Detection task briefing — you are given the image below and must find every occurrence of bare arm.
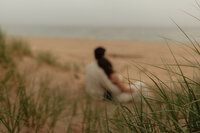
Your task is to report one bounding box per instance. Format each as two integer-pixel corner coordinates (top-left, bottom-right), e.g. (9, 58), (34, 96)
(110, 73), (133, 93)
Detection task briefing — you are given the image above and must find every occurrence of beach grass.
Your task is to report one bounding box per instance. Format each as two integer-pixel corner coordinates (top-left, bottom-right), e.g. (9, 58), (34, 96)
(0, 32), (70, 133)
(0, 31), (15, 69)
(60, 62), (80, 72)
(36, 51), (58, 66)
(73, 63), (81, 73)
(69, 19), (200, 132)
(9, 39), (32, 57)
(61, 62), (72, 71)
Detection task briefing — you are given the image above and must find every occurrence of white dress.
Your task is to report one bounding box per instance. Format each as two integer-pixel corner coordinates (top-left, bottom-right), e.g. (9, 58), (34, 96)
(85, 61), (148, 102)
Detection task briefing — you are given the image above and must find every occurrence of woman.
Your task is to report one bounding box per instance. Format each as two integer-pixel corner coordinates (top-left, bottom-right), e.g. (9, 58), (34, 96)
(94, 47), (133, 100)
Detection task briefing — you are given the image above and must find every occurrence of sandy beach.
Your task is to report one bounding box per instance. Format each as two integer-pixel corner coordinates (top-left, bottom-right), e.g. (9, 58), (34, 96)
(1, 35), (199, 132)
(18, 36), (197, 88)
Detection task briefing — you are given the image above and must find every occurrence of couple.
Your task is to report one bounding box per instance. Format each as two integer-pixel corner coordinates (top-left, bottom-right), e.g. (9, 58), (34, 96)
(85, 47), (148, 103)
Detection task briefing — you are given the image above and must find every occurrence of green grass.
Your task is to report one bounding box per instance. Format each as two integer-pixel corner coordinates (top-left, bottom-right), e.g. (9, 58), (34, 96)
(36, 51), (58, 66)
(73, 63), (81, 73)
(0, 74), (69, 133)
(61, 62), (72, 71)
(0, 30), (15, 69)
(36, 52), (81, 73)
(9, 39), (32, 57)
(68, 9), (200, 133)
(96, 18), (200, 132)
(0, 32), (70, 133)
(60, 62), (79, 72)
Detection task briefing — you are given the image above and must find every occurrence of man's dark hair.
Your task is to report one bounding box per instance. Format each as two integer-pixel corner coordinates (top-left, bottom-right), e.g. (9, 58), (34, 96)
(94, 47), (105, 59)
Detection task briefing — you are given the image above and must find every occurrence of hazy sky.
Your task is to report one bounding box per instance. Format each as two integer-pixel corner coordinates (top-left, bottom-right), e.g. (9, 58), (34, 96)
(0, 0), (199, 27)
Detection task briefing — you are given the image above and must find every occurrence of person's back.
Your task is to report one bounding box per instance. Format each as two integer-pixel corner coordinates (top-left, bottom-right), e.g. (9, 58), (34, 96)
(85, 46), (149, 103)
(85, 61), (121, 100)
(85, 61), (104, 100)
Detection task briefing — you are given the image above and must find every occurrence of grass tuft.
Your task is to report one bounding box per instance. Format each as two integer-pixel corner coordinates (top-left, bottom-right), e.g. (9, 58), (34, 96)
(9, 39), (32, 57)
(36, 51), (58, 66)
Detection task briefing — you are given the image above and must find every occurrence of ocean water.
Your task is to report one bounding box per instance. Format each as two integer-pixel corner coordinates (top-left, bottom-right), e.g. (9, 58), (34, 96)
(1, 25), (200, 42)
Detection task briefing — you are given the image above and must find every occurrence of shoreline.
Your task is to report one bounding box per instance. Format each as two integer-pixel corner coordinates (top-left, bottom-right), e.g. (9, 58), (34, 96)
(7, 34), (168, 43)
(3, 25), (199, 43)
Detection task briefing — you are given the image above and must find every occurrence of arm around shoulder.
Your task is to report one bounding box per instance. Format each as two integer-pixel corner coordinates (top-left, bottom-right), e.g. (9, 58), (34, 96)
(110, 73), (133, 93)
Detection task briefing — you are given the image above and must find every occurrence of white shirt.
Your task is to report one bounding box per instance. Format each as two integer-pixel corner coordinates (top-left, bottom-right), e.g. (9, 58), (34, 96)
(85, 61), (121, 100)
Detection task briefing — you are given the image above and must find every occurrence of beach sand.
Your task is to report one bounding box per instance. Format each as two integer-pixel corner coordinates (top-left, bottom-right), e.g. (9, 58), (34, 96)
(5, 36), (199, 132)
(18, 36), (198, 87)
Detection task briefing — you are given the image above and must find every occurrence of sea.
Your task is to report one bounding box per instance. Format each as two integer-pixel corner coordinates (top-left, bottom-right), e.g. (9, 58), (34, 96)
(1, 25), (200, 42)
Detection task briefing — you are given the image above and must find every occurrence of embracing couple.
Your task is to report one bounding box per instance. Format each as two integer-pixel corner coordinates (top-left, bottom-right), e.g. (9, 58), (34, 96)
(85, 47), (148, 103)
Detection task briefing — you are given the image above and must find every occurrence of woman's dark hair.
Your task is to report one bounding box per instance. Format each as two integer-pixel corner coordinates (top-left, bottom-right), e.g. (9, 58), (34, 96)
(94, 47), (105, 59)
(94, 47), (114, 78)
(95, 47), (114, 100)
